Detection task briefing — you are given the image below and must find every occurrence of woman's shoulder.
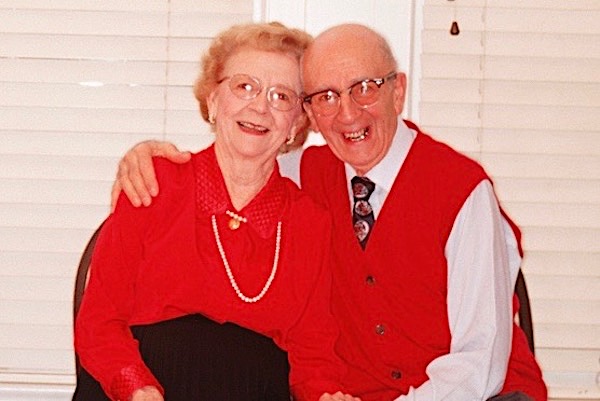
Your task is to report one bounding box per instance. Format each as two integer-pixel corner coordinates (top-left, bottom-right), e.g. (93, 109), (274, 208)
(152, 154), (194, 177)
(150, 155), (196, 203)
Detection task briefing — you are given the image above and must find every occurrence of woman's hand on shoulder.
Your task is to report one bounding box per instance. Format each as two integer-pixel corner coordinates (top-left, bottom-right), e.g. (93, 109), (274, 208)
(319, 391), (362, 401)
(110, 140), (191, 212)
(129, 385), (163, 401)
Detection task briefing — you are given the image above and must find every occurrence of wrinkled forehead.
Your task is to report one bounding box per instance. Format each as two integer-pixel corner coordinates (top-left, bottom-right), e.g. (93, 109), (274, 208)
(301, 37), (388, 92)
(225, 48), (302, 90)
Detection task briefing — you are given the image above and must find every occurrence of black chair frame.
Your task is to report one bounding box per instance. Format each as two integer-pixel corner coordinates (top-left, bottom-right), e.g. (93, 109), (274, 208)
(515, 269), (535, 354)
(73, 220), (105, 374)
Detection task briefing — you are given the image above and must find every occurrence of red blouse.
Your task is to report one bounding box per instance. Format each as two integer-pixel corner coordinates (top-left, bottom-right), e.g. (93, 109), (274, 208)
(75, 145), (345, 401)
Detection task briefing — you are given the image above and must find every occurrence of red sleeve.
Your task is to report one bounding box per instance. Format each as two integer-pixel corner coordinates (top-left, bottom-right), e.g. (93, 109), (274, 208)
(74, 158), (182, 400)
(74, 194), (163, 400)
(285, 212), (348, 400)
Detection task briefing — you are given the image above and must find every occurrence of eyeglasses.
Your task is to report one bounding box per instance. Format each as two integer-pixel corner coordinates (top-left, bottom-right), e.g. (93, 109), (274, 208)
(303, 72), (397, 116)
(217, 74), (301, 112)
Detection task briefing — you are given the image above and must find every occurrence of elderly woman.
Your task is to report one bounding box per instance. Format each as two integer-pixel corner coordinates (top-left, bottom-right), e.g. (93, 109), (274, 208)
(73, 22), (359, 401)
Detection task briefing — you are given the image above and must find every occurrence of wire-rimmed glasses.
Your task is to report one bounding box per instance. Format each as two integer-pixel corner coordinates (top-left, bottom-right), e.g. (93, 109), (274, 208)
(218, 74), (301, 112)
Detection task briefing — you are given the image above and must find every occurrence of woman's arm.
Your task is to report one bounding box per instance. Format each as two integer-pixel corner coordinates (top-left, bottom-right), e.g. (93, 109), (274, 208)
(283, 214), (353, 400)
(76, 182), (163, 400)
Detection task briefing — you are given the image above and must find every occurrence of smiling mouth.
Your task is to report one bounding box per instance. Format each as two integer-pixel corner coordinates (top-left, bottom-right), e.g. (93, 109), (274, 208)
(344, 127), (369, 142)
(238, 121), (268, 133)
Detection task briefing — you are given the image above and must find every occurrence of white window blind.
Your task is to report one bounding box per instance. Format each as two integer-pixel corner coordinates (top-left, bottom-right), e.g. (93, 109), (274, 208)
(0, 0), (253, 390)
(418, 0), (600, 398)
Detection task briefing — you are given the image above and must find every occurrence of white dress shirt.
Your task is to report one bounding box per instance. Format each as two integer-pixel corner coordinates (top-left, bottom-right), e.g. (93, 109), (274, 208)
(278, 119), (521, 400)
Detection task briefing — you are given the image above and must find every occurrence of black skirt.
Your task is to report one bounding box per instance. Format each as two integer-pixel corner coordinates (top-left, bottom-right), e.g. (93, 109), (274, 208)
(72, 314), (290, 401)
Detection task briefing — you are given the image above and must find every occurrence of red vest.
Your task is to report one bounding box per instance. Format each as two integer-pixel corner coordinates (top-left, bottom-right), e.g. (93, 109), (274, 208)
(300, 121), (547, 400)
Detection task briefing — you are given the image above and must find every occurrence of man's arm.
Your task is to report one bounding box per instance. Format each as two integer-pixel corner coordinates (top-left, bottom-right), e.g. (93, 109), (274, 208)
(110, 140), (191, 212)
(110, 142), (307, 211)
(395, 180), (517, 401)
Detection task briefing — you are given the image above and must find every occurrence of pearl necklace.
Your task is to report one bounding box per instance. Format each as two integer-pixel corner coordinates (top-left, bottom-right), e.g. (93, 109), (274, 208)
(211, 215), (281, 303)
(225, 210), (247, 230)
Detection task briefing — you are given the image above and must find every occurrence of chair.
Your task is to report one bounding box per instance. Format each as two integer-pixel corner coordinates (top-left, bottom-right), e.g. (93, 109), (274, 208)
(73, 220), (106, 374)
(515, 269), (535, 355)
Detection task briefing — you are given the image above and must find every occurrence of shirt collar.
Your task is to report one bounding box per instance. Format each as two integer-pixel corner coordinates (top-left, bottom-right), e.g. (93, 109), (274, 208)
(344, 118), (416, 193)
(194, 145), (286, 238)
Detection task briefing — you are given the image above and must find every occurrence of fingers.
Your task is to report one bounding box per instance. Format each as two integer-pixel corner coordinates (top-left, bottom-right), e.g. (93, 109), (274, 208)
(110, 180), (125, 213)
(319, 391), (362, 401)
(118, 148), (153, 207)
(137, 150), (159, 200)
(143, 141), (191, 198)
(130, 385), (163, 401)
(154, 141), (192, 164)
(136, 140), (191, 202)
(111, 140), (191, 212)
(115, 141), (159, 208)
(332, 391), (362, 401)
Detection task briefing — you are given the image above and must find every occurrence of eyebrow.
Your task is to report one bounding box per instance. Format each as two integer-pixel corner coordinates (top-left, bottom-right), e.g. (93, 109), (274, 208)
(307, 75), (380, 94)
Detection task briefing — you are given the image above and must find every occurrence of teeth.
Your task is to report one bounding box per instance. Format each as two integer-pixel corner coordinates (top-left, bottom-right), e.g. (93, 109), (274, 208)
(344, 128), (368, 142)
(239, 121), (268, 132)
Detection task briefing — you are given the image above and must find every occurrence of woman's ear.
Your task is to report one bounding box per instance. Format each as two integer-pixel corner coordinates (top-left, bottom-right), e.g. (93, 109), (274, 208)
(279, 111), (309, 153)
(207, 89), (218, 123)
(290, 111), (308, 140)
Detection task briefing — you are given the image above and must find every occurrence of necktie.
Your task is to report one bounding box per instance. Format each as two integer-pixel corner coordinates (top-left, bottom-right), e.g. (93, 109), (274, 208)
(351, 176), (375, 249)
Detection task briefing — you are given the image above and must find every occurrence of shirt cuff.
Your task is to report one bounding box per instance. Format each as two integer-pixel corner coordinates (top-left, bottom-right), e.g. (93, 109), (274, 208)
(109, 363), (163, 401)
(291, 380), (345, 401)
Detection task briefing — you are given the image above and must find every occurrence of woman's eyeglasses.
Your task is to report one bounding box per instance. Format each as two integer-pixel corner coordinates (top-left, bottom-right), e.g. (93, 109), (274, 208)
(218, 74), (301, 112)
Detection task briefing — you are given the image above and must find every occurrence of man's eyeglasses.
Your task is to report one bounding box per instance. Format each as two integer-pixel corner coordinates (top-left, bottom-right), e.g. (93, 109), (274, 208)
(303, 72), (397, 116)
(217, 74), (301, 112)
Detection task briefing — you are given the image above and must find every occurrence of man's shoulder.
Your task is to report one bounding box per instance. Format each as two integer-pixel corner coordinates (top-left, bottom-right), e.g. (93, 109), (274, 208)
(282, 175), (328, 212)
(299, 144), (339, 176)
(301, 144), (334, 160)
(298, 144), (344, 197)
(414, 131), (485, 175)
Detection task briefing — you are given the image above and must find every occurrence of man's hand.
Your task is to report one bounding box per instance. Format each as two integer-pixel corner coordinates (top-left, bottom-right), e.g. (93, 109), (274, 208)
(319, 391), (362, 401)
(129, 385), (163, 401)
(110, 140), (191, 212)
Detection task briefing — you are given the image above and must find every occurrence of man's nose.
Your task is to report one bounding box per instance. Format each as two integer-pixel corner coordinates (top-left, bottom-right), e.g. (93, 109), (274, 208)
(336, 91), (361, 121)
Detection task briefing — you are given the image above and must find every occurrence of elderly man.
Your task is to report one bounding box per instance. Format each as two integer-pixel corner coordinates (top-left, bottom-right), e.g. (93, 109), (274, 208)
(109, 24), (546, 401)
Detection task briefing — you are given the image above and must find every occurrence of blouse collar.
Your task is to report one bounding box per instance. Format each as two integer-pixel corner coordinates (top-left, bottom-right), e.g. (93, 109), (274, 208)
(193, 145), (287, 238)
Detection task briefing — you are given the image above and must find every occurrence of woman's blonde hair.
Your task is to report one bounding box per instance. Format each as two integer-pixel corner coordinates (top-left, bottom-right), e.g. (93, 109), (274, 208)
(193, 22), (313, 151)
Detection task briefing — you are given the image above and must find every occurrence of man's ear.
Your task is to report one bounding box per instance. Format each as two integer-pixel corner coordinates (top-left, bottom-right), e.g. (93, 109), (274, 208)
(393, 72), (407, 115)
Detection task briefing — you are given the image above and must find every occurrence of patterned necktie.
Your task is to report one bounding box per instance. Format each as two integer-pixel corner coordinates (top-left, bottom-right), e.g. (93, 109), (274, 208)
(351, 176), (376, 249)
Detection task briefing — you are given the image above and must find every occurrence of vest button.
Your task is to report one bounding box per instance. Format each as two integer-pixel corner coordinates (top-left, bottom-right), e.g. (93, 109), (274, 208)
(375, 324), (385, 335)
(391, 370), (402, 380)
(365, 275), (376, 286)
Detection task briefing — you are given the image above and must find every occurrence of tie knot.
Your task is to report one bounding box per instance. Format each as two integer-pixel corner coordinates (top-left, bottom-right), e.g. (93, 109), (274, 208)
(351, 176), (375, 201)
